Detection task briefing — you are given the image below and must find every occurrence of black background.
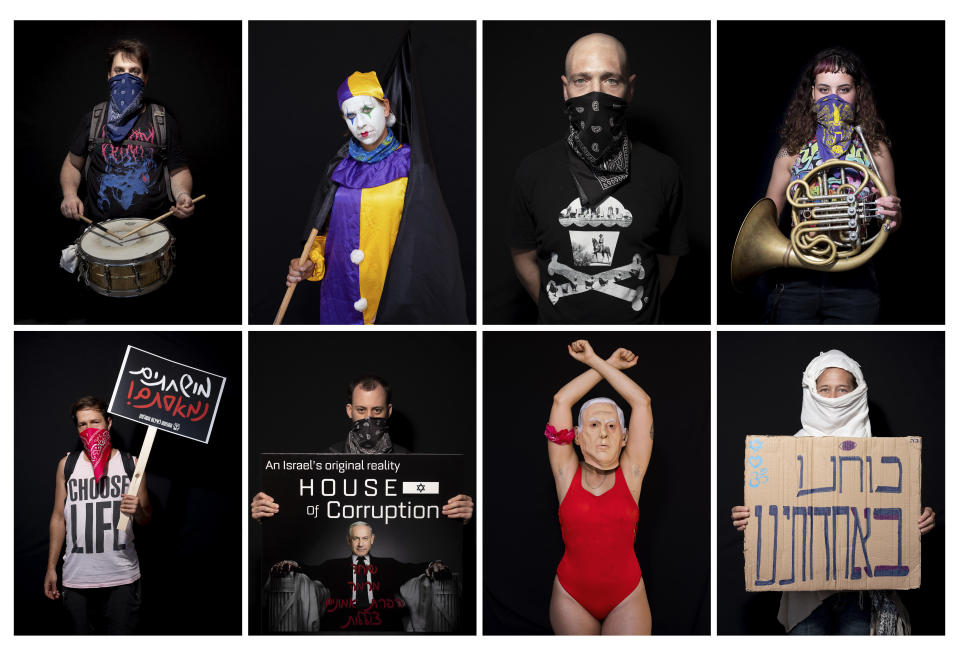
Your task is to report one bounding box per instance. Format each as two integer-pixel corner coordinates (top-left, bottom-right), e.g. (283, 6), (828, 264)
(482, 22), (710, 325)
(14, 331), (241, 635)
(248, 21), (476, 324)
(717, 332), (945, 634)
(718, 21), (945, 324)
(248, 331), (476, 634)
(13, 21), (242, 325)
(483, 331), (710, 634)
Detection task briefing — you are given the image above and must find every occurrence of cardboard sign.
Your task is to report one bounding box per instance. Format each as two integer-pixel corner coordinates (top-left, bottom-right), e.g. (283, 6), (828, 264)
(260, 453), (464, 633)
(743, 435), (921, 592)
(108, 346), (226, 443)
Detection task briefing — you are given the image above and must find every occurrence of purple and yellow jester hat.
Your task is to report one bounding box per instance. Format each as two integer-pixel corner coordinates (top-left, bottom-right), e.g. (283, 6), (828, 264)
(336, 71), (385, 109)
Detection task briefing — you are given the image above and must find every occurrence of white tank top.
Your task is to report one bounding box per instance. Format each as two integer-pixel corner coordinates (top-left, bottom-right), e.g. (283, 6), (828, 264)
(62, 450), (141, 588)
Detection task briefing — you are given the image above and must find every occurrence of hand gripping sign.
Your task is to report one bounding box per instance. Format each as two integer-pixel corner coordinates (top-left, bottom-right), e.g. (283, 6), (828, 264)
(743, 435), (921, 592)
(109, 346), (226, 530)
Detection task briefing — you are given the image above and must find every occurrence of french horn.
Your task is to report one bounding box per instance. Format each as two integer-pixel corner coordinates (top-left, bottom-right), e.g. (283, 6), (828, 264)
(731, 157), (892, 291)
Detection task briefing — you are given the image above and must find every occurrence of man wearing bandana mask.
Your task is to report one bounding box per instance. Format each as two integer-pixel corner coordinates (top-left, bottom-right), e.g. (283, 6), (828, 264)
(510, 33), (688, 324)
(730, 351), (935, 634)
(44, 396), (152, 634)
(59, 39), (195, 223)
(251, 374), (474, 522)
(759, 48), (902, 324)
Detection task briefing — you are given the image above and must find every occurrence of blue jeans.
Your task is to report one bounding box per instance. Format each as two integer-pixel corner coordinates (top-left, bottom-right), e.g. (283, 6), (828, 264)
(788, 592), (870, 635)
(763, 267), (880, 324)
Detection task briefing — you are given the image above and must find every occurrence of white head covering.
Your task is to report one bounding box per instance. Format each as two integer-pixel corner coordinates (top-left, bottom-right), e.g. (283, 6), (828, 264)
(577, 397), (626, 433)
(798, 349), (871, 437)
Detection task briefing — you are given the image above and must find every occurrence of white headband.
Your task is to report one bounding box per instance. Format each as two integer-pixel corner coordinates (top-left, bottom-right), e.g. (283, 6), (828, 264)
(577, 397), (626, 433)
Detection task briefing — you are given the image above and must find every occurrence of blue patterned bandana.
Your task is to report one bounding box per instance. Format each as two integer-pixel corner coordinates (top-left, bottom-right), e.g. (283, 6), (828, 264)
(348, 128), (402, 163)
(815, 94), (855, 162)
(107, 73), (145, 142)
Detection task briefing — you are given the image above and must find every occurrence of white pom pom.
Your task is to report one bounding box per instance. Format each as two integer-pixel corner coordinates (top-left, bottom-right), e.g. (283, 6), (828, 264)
(350, 249), (365, 265)
(386, 113), (396, 128)
(354, 298), (368, 312)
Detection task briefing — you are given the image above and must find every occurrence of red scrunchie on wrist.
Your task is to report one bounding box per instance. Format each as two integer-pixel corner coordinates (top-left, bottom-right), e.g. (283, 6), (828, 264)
(545, 424), (574, 444)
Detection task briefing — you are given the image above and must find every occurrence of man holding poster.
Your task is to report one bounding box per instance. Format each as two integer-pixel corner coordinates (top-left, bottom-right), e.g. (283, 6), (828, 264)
(730, 349), (935, 634)
(251, 375), (473, 522)
(44, 396), (151, 634)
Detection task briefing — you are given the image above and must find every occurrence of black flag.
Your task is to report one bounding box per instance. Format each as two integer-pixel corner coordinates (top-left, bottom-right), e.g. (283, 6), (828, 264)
(376, 32), (468, 324)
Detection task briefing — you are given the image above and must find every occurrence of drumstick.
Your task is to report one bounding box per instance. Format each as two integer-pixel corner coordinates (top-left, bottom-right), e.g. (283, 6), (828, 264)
(77, 214), (125, 239)
(117, 194), (207, 240)
(273, 227), (318, 325)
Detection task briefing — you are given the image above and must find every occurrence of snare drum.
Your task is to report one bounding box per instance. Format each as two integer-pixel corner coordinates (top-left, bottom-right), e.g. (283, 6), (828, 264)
(76, 218), (175, 297)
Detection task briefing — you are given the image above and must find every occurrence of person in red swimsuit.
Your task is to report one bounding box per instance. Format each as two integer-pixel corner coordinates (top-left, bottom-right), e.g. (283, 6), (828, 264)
(546, 339), (653, 634)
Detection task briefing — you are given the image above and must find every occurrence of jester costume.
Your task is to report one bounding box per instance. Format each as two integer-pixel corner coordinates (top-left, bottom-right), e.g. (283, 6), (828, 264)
(303, 60), (467, 325)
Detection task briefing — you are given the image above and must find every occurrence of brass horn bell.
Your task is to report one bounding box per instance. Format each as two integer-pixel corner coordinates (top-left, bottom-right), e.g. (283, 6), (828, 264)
(730, 159), (891, 291)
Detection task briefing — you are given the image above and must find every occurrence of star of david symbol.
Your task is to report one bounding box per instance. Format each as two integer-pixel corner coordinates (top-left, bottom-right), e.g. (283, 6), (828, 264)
(416, 483), (425, 492)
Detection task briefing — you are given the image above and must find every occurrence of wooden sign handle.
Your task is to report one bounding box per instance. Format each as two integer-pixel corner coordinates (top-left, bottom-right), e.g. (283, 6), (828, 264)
(117, 426), (157, 531)
(273, 226), (319, 325)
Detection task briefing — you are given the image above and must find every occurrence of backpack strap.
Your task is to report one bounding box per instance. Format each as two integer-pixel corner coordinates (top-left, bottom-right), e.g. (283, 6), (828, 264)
(63, 450), (81, 485)
(150, 104), (168, 158)
(63, 449), (135, 485)
(84, 101), (109, 179)
(87, 102), (170, 153)
(120, 451), (136, 479)
(150, 104), (174, 202)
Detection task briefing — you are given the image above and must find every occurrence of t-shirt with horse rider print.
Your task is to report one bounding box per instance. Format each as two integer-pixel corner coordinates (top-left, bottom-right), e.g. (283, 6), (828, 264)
(510, 139), (687, 324)
(69, 106), (188, 222)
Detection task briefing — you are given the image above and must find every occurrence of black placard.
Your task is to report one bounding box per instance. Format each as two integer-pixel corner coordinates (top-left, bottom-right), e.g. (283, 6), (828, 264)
(260, 453), (464, 633)
(108, 345), (226, 443)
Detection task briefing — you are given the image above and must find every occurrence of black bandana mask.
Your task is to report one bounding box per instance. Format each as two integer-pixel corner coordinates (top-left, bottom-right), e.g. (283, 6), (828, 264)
(346, 417), (393, 454)
(566, 92), (628, 163)
(565, 92), (631, 204)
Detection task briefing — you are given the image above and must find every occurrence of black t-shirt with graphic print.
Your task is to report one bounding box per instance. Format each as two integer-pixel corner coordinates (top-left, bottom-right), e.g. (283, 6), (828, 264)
(69, 105), (188, 221)
(510, 139), (687, 324)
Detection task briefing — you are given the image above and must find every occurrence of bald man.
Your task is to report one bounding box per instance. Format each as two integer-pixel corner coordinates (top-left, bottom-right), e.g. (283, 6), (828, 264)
(510, 33), (687, 324)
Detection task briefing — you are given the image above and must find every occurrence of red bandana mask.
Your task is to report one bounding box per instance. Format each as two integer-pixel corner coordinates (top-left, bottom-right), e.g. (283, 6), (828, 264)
(80, 427), (112, 482)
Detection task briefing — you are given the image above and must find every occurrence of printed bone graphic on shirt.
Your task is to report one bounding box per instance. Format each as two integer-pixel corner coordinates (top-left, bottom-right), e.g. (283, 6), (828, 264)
(546, 253), (647, 310)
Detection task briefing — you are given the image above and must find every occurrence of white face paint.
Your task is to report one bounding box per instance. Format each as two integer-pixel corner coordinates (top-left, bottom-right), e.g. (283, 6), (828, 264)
(341, 95), (387, 147)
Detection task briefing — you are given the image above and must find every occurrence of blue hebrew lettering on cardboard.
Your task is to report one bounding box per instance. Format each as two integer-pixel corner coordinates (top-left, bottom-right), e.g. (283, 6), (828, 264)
(743, 435), (921, 591)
